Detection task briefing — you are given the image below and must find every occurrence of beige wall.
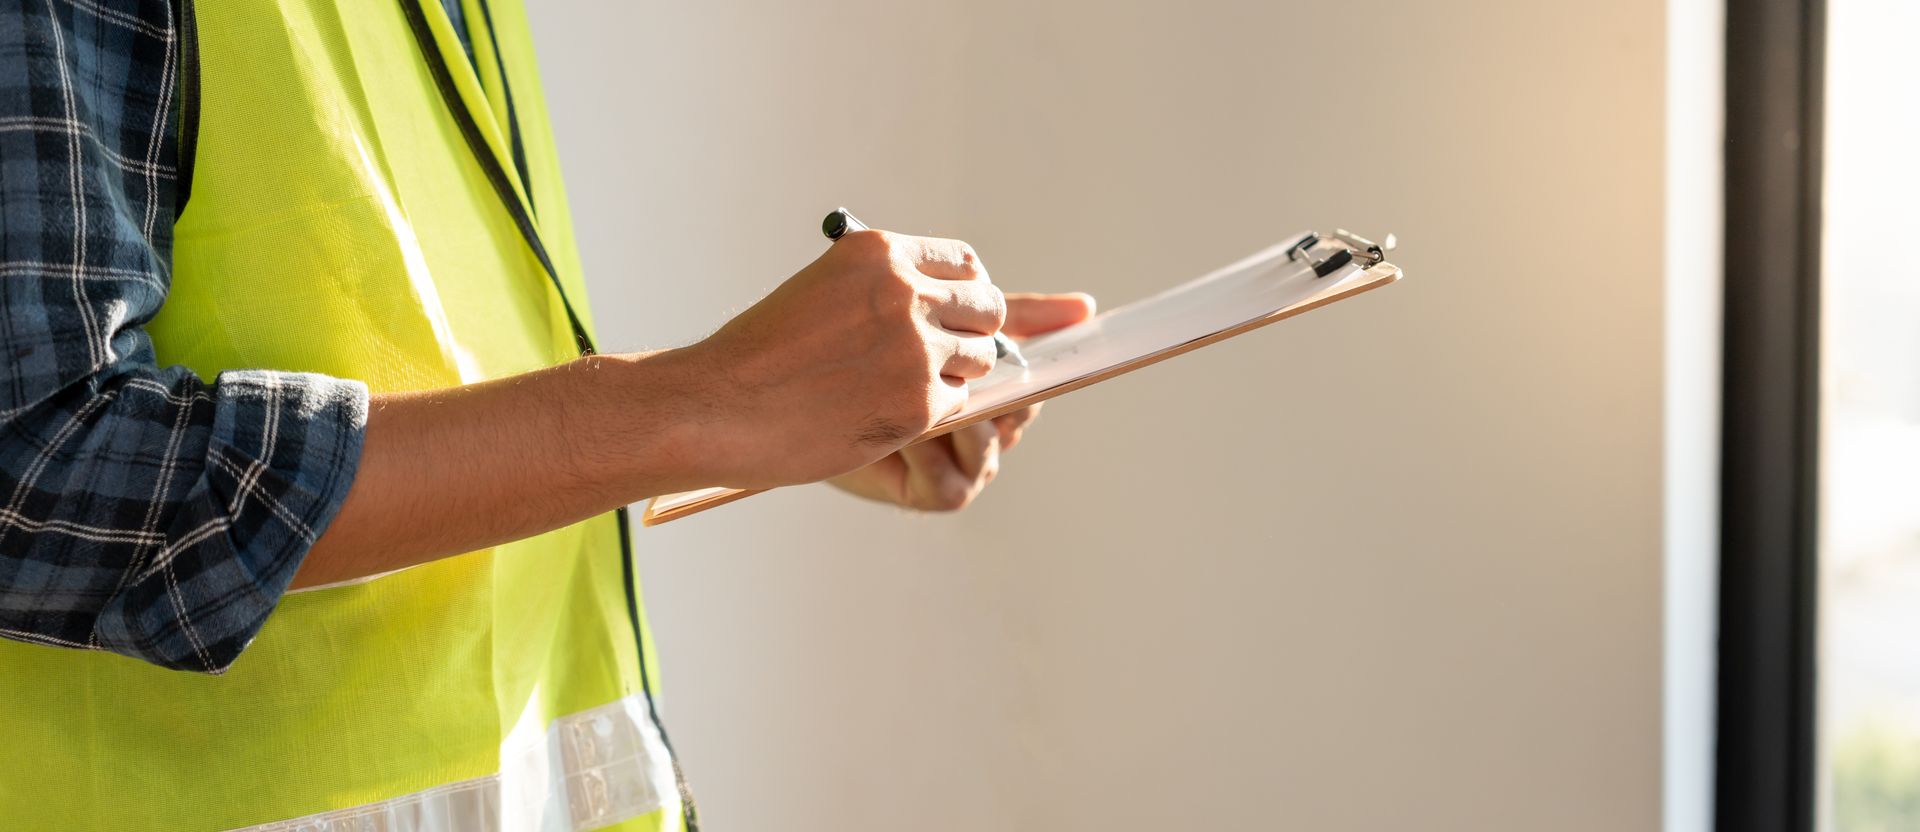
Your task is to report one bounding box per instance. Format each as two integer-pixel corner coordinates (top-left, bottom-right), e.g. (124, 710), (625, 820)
(532, 2), (1670, 829)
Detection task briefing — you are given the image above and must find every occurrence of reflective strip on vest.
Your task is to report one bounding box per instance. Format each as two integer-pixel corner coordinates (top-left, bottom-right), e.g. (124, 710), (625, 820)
(227, 694), (676, 832)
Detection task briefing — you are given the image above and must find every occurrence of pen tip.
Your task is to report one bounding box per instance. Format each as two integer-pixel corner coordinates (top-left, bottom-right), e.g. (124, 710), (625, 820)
(997, 336), (1030, 368)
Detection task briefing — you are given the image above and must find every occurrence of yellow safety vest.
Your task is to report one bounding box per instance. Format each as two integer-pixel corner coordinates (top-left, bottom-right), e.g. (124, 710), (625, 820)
(0, 0), (690, 829)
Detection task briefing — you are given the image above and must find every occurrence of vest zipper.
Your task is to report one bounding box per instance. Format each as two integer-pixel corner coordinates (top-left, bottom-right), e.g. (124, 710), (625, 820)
(397, 3), (698, 828)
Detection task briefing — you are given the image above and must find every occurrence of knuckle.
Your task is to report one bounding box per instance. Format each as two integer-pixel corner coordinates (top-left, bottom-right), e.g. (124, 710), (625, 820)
(847, 228), (894, 260)
(901, 326), (939, 370)
(870, 271), (920, 319)
(883, 272), (920, 307)
(914, 279), (949, 310)
(951, 350), (986, 379)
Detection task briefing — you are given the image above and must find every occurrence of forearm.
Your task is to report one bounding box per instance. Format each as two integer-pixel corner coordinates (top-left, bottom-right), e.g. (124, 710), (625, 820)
(295, 229), (1044, 588)
(293, 349), (719, 588)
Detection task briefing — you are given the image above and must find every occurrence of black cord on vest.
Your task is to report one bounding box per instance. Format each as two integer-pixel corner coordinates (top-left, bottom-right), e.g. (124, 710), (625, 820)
(173, 0), (200, 220)
(473, 0), (536, 220)
(398, 3), (697, 828)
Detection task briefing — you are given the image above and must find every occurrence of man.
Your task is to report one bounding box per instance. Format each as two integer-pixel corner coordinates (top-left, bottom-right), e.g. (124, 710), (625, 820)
(0, 0), (1092, 828)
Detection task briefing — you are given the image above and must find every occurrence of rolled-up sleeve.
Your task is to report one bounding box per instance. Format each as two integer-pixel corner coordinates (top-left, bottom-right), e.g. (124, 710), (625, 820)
(0, 0), (367, 672)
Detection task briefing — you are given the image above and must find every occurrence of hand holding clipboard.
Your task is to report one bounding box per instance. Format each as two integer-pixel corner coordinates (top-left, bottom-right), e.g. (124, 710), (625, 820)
(643, 224), (1402, 525)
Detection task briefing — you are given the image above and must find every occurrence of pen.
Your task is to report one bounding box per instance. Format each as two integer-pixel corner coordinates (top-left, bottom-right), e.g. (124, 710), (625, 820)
(822, 208), (1029, 369)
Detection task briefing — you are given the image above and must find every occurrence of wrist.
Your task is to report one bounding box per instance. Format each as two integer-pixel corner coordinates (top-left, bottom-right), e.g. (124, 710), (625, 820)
(562, 347), (739, 499)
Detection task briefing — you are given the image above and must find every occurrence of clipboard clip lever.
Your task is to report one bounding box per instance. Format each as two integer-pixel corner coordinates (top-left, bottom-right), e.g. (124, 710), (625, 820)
(1332, 229), (1397, 268)
(1290, 230), (1396, 278)
(1287, 234), (1349, 278)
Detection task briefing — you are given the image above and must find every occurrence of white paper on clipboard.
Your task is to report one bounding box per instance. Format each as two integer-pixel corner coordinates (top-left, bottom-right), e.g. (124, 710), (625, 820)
(642, 230), (1403, 525)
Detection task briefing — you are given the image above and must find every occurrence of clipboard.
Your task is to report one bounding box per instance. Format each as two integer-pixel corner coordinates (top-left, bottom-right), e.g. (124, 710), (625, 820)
(641, 229), (1404, 526)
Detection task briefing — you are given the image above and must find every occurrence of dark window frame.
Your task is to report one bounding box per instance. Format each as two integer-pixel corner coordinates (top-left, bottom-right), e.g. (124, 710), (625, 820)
(1716, 0), (1826, 829)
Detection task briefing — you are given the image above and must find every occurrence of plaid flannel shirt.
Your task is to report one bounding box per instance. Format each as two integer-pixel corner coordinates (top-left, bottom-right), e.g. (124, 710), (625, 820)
(0, 0), (369, 673)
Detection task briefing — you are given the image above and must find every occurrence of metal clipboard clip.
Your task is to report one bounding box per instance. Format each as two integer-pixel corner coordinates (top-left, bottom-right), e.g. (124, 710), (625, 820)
(1289, 228), (1398, 277)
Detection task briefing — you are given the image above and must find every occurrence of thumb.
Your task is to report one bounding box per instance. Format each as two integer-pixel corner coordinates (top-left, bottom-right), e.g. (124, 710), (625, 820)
(1004, 292), (1096, 337)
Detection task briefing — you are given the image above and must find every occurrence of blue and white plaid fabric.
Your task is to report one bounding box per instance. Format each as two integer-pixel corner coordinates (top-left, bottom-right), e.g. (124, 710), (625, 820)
(0, 0), (367, 673)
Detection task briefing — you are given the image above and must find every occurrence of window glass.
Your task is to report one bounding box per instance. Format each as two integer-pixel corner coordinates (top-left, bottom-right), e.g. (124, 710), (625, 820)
(1821, 1), (1920, 828)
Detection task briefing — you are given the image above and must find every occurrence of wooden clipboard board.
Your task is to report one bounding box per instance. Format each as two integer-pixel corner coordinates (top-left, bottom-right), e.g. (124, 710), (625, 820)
(642, 229), (1403, 526)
